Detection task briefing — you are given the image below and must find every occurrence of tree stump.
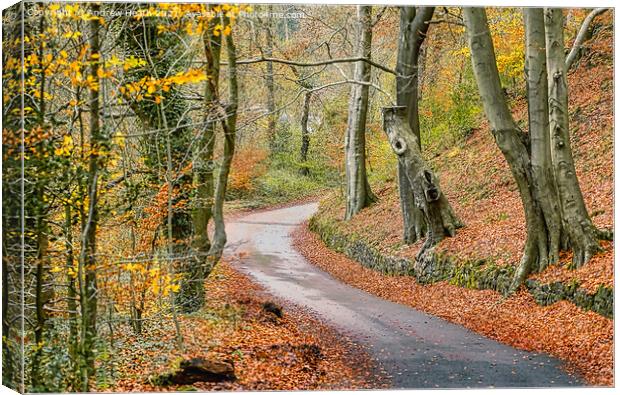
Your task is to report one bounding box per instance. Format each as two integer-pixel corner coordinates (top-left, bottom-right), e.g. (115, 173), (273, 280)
(262, 301), (283, 318)
(156, 357), (235, 385)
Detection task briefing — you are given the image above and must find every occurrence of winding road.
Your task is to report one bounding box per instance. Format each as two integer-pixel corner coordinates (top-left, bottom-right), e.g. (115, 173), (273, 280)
(223, 202), (582, 389)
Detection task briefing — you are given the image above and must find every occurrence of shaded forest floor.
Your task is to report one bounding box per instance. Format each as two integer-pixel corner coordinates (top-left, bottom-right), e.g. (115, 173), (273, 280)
(110, 261), (382, 392)
(301, 20), (613, 386)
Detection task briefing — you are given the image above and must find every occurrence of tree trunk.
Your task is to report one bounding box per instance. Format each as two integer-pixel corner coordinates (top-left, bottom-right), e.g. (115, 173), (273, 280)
(164, 113), (186, 351)
(181, 20), (222, 313)
(65, 204), (79, 386)
(299, 90), (311, 176)
(80, 7), (102, 388)
(344, 5), (376, 220)
(545, 8), (601, 267)
(464, 7), (603, 291)
(565, 8), (609, 71)
(465, 8), (553, 291)
(30, 14), (49, 389)
(524, 8), (562, 266)
(264, 6), (278, 154)
(383, 107), (461, 256)
(208, 16), (238, 264)
(394, 7), (434, 242)
(31, 187), (49, 389)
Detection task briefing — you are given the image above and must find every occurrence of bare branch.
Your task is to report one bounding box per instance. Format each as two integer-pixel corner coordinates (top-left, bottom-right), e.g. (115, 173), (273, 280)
(371, 6), (389, 27)
(565, 8), (609, 70)
(206, 56), (398, 76)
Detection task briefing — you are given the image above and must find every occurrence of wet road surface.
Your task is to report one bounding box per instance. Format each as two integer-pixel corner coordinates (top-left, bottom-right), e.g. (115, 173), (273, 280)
(224, 202), (583, 389)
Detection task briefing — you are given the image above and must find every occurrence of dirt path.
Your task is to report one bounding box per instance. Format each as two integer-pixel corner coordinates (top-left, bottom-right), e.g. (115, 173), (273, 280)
(223, 203), (582, 389)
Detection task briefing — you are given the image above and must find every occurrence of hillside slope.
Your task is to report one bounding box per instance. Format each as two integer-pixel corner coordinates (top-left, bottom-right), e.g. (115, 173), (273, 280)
(305, 17), (613, 386)
(316, 19), (613, 292)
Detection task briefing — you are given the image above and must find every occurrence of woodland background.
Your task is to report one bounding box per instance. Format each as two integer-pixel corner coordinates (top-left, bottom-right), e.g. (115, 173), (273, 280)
(1, 2), (614, 392)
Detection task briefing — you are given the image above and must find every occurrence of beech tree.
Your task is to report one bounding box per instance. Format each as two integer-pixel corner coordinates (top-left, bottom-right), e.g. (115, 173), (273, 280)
(464, 7), (610, 290)
(545, 8), (612, 264)
(394, 6), (435, 242)
(344, 5), (376, 219)
(186, 8), (221, 313)
(208, 13), (239, 264)
(382, 6), (462, 258)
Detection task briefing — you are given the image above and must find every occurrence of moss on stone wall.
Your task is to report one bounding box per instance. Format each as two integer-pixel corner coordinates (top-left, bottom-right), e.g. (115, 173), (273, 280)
(309, 215), (613, 318)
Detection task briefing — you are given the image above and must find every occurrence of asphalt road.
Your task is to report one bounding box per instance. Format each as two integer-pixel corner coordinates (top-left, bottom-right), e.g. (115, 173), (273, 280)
(223, 202), (583, 389)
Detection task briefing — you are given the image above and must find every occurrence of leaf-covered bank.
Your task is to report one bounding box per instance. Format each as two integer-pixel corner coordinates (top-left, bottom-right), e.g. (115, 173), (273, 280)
(112, 260), (382, 392)
(292, 224), (613, 386)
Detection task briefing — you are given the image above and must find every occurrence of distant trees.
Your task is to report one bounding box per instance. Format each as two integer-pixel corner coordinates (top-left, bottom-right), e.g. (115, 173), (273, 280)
(262, 5), (278, 155)
(464, 7), (610, 290)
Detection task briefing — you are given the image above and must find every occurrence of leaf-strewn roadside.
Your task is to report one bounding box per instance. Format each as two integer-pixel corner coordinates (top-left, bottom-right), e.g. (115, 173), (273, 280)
(292, 224), (613, 386)
(111, 260), (381, 392)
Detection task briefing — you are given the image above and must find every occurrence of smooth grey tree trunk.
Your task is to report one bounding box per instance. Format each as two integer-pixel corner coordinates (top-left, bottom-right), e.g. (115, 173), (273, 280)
(344, 5), (376, 220)
(545, 8), (601, 267)
(464, 8), (551, 290)
(264, 6), (278, 154)
(383, 107), (461, 256)
(465, 7), (607, 290)
(394, 7), (434, 242)
(524, 8), (562, 265)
